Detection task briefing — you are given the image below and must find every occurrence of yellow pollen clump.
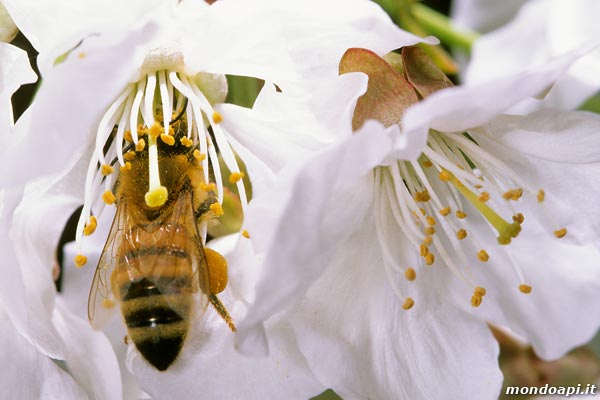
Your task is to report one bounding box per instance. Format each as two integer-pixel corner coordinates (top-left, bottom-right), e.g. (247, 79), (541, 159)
(477, 250), (489, 262)
(456, 210), (467, 219)
(148, 122), (163, 138)
(474, 286), (486, 297)
(422, 160), (433, 168)
(144, 186), (168, 208)
(210, 202), (224, 216)
(100, 164), (114, 176)
(193, 149), (207, 161)
(124, 150), (136, 161)
(425, 253), (435, 266)
(439, 207), (451, 217)
(503, 188), (523, 201)
(102, 190), (116, 205)
(424, 227), (436, 236)
(519, 284), (532, 294)
(212, 111), (223, 124)
(554, 228), (567, 238)
(513, 213), (525, 224)
(426, 216), (436, 226)
(160, 133), (175, 146)
(102, 299), (116, 309)
(205, 248), (229, 294)
(402, 297), (414, 310)
(229, 172), (245, 184)
(135, 139), (146, 152)
(419, 244), (429, 257)
(83, 216), (97, 236)
(242, 229), (250, 239)
(200, 182), (217, 193)
(422, 235), (433, 245)
(180, 137), (193, 147)
(74, 254), (87, 268)
(456, 229), (468, 240)
(404, 268), (416, 281)
(439, 170), (453, 182)
(537, 189), (545, 202)
(120, 162), (132, 173)
(123, 130), (133, 142)
(497, 222), (522, 245)
(471, 294), (483, 307)
(478, 192), (490, 202)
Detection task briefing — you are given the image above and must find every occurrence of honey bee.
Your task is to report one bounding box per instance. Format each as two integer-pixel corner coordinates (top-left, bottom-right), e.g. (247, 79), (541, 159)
(88, 118), (235, 371)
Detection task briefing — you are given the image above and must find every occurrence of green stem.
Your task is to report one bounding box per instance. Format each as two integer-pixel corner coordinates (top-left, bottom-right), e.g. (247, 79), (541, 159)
(412, 3), (479, 53)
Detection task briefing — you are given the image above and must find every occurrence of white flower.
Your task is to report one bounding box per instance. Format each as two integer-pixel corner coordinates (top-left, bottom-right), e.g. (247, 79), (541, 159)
(236, 47), (600, 399)
(453, 0), (600, 110)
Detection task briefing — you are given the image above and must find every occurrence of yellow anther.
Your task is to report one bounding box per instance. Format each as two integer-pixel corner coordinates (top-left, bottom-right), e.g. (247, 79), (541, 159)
(512, 213), (525, 224)
(229, 172), (245, 184)
(180, 137), (193, 147)
(74, 254), (87, 268)
(404, 268), (416, 281)
(426, 216), (436, 226)
(425, 253), (435, 265)
(474, 286), (486, 297)
(212, 111), (223, 124)
(456, 210), (467, 219)
(477, 250), (489, 262)
(102, 299), (116, 309)
(414, 190), (431, 202)
(439, 207), (451, 217)
(135, 139), (146, 152)
(456, 164), (465, 170)
(168, 126), (175, 136)
(210, 202), (224, 216)
(554, 228), (567, 238)
(119, 162), (132, 173)
(242, 229), (250, 239)
(422, 160), (433, 168)
(148, 122), (163, 138)
(83, 216), (97, 236)
(102, 190), (116, 205)
(478, 192), (490, 202)
(497, 222), (521, 245)
(193, 149), (207, 161)
(160, 133), (175, 146)
(474, 184), (483, 189)
(420, 244), (429, 257)
(439, 169), (453, 182)
(200, 182), (217, 193)
(78, 52), (86, 59)
(124, 130), (133, 142)
(144, 186), (168, 208)
(205, 248), (229, 294)
(137, 124), (148, 136)
(471, 294), (483, 307)
(519, 284), (532, 294)
(537, 189), (545, 202)
(402, 297), (414, 310)
(456, 229), (468, 240)
(100, 164), (114, 176)
(422, 235), (433, 245)
(419, 208), (426, 216)
(124, 150), (136, 161)
(424, 227), (436, 236)
(502, 188), (523, 201)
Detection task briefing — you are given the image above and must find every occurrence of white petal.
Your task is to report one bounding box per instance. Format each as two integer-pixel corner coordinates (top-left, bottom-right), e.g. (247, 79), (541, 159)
(450, 0), (527, 33)
(0, 43), (37, 132)
(290, 218), (502, 399)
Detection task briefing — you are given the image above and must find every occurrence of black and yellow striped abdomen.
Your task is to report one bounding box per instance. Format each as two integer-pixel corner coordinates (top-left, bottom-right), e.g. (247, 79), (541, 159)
(114, 223), (197, 371)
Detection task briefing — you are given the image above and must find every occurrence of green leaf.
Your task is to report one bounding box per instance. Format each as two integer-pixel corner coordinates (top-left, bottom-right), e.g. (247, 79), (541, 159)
(225, 75), (263, 108)
(310, 389), (343, 400)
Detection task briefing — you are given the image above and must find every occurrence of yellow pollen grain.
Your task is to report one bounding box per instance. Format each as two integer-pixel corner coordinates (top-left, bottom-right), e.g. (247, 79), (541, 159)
(439, 170), (452, 182)
(160, 133), (175, 146)
(456, 210), (467, 219)
(519, 284), (532, 294)
(100, 164), (114, 176)
(477, 250), (489, 262)
(119, 162), (132, 173)
(180, 137), (193, 147)
(102, 299), (116, 309)
(102, 190), (116, 205)
(200, 182), (217, 193)
(503, 188), (523, 201)
(456, 229), (467, 240)
(229, 172), (245, 184)
(402, 297), (414, 310)
(420, 244), (429, 257)
(554, 228), (567, 238)
(404, 268), (416, 281)
(425, 253), (435, 266)
(513, 213), (525, 224)
(474, 286), (486, 297)
(439, 207), (451, 217)
(537, 189), (545, 203)
(212, 111), (223, 124)
(74, 254), (87, 268)
(210, 202), (224, 216)
(124, 150), (136, 161)
(426, 216), (436, 226)
(422, 160), (433, 168)
(135, 139), (146, 152)
(423, 235), (433, 245)
(424, 227), (436, 236)
(471, 294), (483, 307)
(83, 216), (97, 236)
(123, 130), (133, 142)
(242, 230), (250, 239)
(193, 149), (207, 161)
(478, 192), (490, 202)
(148, 122), (163, 138)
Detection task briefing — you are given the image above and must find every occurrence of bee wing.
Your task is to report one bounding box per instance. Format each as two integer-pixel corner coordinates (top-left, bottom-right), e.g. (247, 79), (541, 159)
(87, 199), (130, 330)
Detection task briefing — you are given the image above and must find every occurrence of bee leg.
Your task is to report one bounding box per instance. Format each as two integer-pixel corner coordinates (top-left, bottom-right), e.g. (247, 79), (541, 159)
(208, 294), (236, 332)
